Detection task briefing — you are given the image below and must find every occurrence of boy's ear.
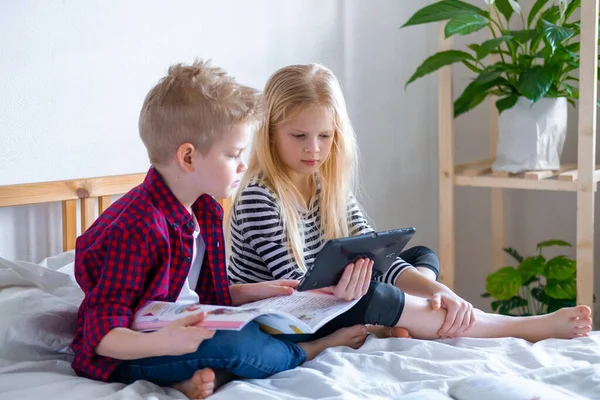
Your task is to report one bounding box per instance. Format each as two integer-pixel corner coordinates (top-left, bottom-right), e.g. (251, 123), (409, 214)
(176, 143), (197, 172)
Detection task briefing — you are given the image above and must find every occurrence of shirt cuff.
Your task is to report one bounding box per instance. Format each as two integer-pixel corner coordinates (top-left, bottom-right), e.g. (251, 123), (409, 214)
(83, 303), (132, 357)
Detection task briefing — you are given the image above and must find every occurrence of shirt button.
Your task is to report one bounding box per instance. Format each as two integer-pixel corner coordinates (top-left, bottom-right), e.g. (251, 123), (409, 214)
(184, 256), (191, 263)
(186, 221), (194, 229)
(172, 222), (180, 229)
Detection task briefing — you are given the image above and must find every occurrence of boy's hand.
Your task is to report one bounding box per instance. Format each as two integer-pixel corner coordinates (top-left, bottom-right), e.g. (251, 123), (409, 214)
(323, 258), (372, 301)
(154, 313), (216, 356)
(230, 280), (299, 305)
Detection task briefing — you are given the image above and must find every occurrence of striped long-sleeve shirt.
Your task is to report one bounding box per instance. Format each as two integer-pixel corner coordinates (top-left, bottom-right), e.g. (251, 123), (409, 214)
(228, 180), (415, 285)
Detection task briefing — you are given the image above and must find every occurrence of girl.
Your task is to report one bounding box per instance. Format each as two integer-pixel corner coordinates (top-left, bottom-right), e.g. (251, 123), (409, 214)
(226, 63), (592, 343)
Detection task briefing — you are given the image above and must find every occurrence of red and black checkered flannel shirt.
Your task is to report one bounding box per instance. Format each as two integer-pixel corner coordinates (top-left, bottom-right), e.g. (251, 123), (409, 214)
(71, 167), (232, 381)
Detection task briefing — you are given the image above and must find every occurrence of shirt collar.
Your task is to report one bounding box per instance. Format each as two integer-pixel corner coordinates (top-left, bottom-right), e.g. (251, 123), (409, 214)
(143, 167), (223, 229)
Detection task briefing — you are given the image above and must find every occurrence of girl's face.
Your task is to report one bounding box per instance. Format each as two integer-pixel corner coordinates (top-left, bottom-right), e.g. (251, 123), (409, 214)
(273, 105), (335, 177)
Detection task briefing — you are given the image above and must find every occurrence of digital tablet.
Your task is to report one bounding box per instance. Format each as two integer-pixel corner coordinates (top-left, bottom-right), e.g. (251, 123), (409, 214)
(297, 227), (416, 292)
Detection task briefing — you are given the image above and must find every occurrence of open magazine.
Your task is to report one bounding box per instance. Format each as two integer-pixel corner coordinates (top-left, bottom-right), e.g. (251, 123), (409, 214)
(131, 290), (361, 335)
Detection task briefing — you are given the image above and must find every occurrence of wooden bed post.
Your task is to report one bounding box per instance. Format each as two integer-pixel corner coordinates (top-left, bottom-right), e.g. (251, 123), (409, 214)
(62, 200), (77, 252)
(438, 22), (455, 290)
(576, 0), (598, 310)
(488, 13), (505, 272)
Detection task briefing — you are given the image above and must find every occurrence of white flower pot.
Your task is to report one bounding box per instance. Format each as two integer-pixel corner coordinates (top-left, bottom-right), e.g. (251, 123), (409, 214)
(492, 97), (567, 173)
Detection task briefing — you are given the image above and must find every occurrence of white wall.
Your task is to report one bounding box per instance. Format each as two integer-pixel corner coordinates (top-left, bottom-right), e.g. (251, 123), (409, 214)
(0, 0), (346, 261)
(1, 0), (599, 314)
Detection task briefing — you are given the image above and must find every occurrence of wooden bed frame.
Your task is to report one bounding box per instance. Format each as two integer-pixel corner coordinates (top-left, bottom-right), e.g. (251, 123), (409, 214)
(0, 173), (231, 252)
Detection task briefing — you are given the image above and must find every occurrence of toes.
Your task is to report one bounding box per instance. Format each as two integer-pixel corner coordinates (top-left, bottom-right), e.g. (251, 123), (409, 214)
(393, 327), (411, 338)
(199, 368), (216, 383)
(575, 305), (592, 318)
(574, 325), (592, 334)
(573, 317), (593, 329)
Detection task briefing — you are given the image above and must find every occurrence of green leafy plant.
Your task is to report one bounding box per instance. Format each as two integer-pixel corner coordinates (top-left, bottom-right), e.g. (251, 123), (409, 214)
(480, 239), (590, 316)
(401, 0), (600, 118)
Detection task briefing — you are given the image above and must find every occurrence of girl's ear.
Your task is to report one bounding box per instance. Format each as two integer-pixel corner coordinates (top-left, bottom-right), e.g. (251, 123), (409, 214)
(175, 143), (196, 172)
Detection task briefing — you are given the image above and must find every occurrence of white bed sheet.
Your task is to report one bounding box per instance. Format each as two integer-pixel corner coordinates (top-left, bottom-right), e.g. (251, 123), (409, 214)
(0, 253), (599, 400)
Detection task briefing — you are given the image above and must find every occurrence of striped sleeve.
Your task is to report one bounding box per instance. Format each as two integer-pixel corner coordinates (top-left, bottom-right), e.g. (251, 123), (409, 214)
(228, 185), (304, 284)
(347, 194), (415, 285)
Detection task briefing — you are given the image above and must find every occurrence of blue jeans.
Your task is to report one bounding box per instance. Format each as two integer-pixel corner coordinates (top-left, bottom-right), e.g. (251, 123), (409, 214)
(112, 322), (306, 386)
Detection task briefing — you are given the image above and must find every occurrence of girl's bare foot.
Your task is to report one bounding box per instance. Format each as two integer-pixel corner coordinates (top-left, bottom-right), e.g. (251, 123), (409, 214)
(298, 325), (368, 360)
(172, 368), (217, 399)
(367, 325), (411, 339)
(526, 305), (592, 342)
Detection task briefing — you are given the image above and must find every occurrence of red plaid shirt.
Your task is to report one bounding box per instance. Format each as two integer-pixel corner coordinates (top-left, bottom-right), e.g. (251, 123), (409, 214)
(71, 167), (232, 381)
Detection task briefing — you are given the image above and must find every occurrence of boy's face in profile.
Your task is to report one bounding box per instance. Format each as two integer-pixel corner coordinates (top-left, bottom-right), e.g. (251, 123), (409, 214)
(191, 122), (251, 199)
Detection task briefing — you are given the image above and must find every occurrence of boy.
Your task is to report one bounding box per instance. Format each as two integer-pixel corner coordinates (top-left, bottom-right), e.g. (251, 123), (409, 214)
(70, 60), (367, 399)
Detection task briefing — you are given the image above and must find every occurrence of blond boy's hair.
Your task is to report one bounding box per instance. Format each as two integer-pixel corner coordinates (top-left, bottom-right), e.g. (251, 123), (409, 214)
(228, 64), (359, 272)
(139, 59), (260, 164)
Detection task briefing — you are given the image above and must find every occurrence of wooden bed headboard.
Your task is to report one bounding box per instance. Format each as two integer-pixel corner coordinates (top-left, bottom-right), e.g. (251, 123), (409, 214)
(0, 173), (231, 252)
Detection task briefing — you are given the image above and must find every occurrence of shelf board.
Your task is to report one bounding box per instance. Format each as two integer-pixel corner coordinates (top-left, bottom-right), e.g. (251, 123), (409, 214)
(453, 160), (600, 192)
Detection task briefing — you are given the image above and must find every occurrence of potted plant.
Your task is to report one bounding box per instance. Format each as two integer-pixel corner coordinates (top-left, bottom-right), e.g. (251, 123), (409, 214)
(481, 240), (585, 316)
(401, 0), (596, 173)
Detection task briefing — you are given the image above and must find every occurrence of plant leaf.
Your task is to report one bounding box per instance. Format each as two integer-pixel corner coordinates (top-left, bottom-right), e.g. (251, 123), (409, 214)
(546, 255), (576, 281)
(503, 246), (524, 263)
(516, 65), (554, 102)
(547, 298), (576, 313)
(539, 5), (561, 25)
(528, 0), (551, 27)
(476, 36), (513, 59)
(402, 0), (488, 27)
(487, 62), (522, 74)
(462, 60), (483, 73)
(507, 0), (521, 15)
(558, 0), (567, 17)
(405, 50), (475, 87)
(507, 29), (536, 44)
(545, 279), (577, 300)
(491, 300), (503, 311)
(518, 255), (546, 283)
(495, 0), (515, 22)
(522, 276), (540, 286)
(564, 0), (580, 22)
(531, 286), (550, 304)
(565, 42), (580, 53)
(541, 20), (575, 52)
(445, 13), (489, 37)
(496, 93), (519, 114)
(481, 292), (492, 298)
(498, 295), (528, 315)
(454, 89), (490, 117)
(563, 83), (580, 100)
(486, 266), (522, 300)
(454, 71), (510, 117)
(537, 239), (572, 249)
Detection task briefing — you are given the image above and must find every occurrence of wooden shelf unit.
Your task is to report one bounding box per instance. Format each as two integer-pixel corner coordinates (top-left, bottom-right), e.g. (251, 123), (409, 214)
(437, 0), (598, 314)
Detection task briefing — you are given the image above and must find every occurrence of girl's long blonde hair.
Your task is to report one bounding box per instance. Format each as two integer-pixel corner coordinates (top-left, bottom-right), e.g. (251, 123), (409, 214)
(227, 64), (359, 272)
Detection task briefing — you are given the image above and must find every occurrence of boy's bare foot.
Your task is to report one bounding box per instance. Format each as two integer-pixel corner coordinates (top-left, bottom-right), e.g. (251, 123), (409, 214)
(367, 325), (411, 339)
(298, 325), (368, 360)
(526, 305), (592, 342)
(172, 368), (217, 399)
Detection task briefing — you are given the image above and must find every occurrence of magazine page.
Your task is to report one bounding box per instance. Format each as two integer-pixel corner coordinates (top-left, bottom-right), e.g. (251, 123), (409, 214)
(131, 302), (265, 332)
(245, 290), (360, 332)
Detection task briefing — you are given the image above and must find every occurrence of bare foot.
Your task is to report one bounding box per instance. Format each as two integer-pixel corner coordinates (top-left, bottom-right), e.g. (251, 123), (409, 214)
(298, 325), (368, 361)
(367, 325), (411, 339)
(172, 368), (217, 399)
(527, 305), (592, 342)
